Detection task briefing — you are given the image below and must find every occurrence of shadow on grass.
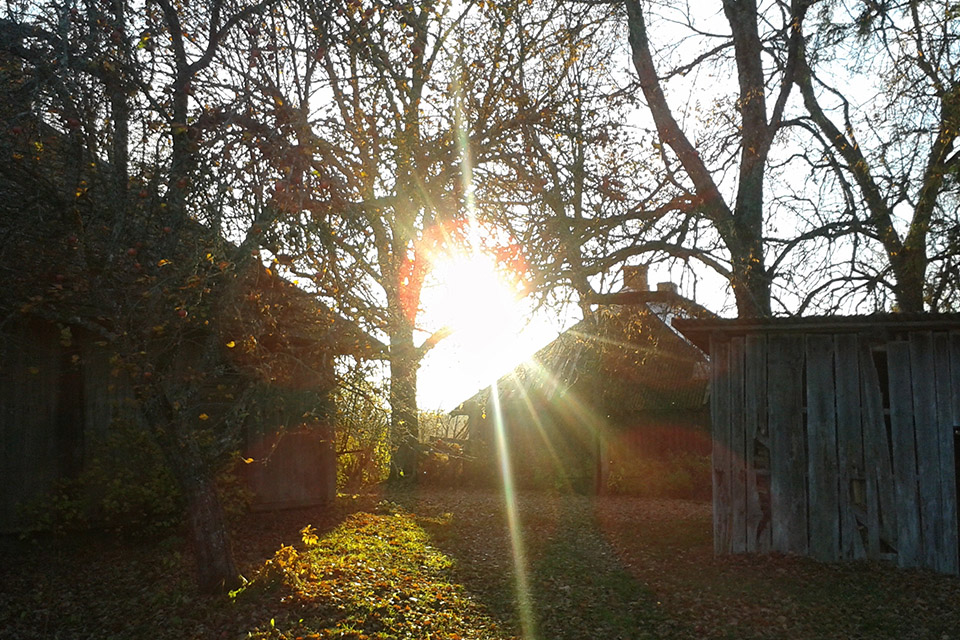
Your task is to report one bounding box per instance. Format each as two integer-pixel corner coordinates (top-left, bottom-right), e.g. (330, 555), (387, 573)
(406, 488), (697, 640)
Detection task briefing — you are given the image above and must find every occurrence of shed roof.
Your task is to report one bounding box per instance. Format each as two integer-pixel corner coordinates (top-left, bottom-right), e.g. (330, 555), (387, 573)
(674, 313), (960, 353)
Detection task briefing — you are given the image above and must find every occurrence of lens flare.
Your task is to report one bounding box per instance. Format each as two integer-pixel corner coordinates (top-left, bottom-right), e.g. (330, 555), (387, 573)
(490, 382), (537, 639)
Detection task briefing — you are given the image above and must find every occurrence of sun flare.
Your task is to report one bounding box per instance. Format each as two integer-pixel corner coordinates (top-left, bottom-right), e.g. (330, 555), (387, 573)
(417, 248), (541, 408)
(425, 251), (525, 339)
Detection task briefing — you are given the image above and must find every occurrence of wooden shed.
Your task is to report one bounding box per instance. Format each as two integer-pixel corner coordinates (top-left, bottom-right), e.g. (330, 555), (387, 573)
(674, 314), (960, 575)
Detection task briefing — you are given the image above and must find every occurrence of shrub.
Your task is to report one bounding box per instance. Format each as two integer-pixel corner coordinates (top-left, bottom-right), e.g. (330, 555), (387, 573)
(334, 366), (391, 491)
(418, 439), (466, 487)
(19, 420), (182, 537)
(606, 452), (711, 500)
(21, 419), (254, 538)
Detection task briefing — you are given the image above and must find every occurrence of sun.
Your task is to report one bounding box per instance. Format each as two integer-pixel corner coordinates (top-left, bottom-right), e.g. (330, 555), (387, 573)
(424, 251), (524, 339)
(416, 247), (540, 409)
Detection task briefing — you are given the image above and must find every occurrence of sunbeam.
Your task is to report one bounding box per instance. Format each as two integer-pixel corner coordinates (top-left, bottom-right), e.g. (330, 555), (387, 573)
(450, 37), (539, 637)
(490, 382), (537, 639)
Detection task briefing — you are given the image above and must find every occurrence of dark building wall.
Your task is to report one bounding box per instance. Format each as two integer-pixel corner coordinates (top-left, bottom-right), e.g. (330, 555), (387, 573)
(1, 321), (63, 530)
(0, 318), (337, 532)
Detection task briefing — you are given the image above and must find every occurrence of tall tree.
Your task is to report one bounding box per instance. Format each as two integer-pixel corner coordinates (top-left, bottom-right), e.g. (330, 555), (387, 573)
(240, 0), (569, 477)
(471, 0), (644, 318)
(794, 0), (960, 311)
(620, 0), (818, 317)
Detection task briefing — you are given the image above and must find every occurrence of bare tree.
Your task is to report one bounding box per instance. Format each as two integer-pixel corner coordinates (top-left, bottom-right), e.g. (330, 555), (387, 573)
(617, 0), (823, 317)
(237, 0), (580, 478)
(794, 0), (960, 311)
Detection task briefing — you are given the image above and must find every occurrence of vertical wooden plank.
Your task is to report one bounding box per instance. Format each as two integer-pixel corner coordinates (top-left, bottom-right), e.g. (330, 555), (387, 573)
(729, 337), (747, 553)
(935, 332), (958, 574)
(0, 321), (62, 532)
(859, 340), (897, 560)
(836, 334), (866, 560)
(711, 338), (732, 555)
(909, 332), (942, 572)
(768, 334), (807, 555)
(888, 340), (922, 568)
(806, 334), (840, 562)
(745, 334), (771, 553)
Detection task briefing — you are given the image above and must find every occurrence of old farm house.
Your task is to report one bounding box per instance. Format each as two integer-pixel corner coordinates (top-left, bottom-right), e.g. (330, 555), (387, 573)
(676, 314), (960, 575)
(0, 256), (366, 532)
(0, 63), (375, 531)
(454, 266), (714, 493)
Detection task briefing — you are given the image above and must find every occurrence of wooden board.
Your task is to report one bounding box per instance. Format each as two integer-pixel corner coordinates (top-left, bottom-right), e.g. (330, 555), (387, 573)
(858, 340), (897, 560)
(888, 340), (921, 568)
(745, 334), (771, 553)
(935, 332), (958, 574)
(768, 334), (807, 555)
(711, 338), (732, 555)
(835, 334), (866, 560)
(909, 332), (942, 571)
(806, 334), (840, 562)
(951, 332), (960, 573)
(729, 337), (747, 553)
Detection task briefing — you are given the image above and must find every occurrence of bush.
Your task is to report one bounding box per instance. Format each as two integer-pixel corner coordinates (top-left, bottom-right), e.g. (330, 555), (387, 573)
(334, 366), (391, 491)
(606, 452), (711, 500)
(21, 420), (253, 538)
(418, 439), (466, 487)
(19, 420), (182, 537)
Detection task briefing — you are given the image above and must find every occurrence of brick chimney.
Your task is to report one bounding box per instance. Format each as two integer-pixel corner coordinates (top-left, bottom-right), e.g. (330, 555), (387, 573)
(657, 281), (679, 295)
(622, 265), (649, 292)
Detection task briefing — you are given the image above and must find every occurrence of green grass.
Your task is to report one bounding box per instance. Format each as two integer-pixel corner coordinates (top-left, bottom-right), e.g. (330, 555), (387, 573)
(2, 489), (959, 639)
(236, 504), (506, 639)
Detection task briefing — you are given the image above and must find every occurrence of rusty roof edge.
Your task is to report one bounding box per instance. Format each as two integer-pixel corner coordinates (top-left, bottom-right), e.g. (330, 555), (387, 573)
(673, 313), (960, 353)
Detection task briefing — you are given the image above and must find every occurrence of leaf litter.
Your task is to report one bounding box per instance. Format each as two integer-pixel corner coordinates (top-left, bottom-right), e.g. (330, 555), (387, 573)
(2, 489), (959, 639)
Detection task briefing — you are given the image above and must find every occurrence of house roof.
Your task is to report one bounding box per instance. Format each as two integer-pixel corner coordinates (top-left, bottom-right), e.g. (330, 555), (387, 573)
(674, 312), (960, 353)
(453, 289), (714, 420)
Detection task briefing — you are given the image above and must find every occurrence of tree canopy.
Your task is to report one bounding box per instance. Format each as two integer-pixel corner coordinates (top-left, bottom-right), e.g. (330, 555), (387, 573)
(3, 0), (960, 592)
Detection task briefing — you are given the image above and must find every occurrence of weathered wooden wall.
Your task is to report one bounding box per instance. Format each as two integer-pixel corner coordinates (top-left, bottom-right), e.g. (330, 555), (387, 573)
(711, 330), (960, 575)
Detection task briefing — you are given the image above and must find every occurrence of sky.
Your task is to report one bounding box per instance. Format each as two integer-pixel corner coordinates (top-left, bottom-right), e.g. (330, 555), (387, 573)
(416, 301), (568, 411)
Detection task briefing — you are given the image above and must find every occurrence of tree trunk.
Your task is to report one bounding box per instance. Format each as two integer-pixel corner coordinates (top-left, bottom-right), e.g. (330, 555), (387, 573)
(175, 453), (241, 594)
(389, 328), (420, 481)
(890, 249), (927, 312)
(145, 392), (241, 595)
(625, 0), (776, 319)
(728, 224), (772, 318)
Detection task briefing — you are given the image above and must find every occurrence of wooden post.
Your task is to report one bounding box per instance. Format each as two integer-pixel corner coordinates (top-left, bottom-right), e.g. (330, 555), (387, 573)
(941, 332), (960, 574)
(711, 338), (732, 555)
(729, 337), (747, 553)
(836, 334), (866, 560)
(858, 340), (897, 560)
(745, 334), (771, 553)
(909, 332), (942, 571)
(888, 340), (922, 568)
